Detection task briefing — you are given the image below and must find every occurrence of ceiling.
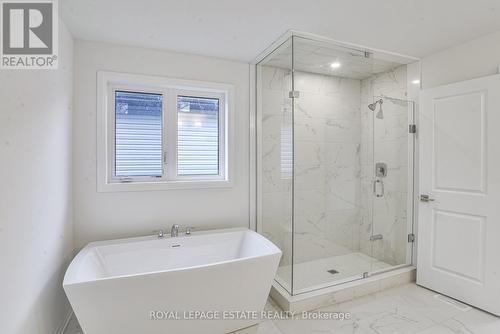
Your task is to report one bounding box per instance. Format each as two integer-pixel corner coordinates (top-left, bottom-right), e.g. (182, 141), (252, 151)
(61, 0), (500, 63)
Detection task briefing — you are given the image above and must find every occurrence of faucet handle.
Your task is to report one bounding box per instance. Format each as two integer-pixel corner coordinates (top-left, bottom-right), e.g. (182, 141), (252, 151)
(155, 229), (165, 238)
(185, 226), (194, 235)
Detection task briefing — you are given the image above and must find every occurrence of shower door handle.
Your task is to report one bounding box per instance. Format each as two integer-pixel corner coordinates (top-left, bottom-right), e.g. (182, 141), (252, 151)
(373, 179), (384, 198)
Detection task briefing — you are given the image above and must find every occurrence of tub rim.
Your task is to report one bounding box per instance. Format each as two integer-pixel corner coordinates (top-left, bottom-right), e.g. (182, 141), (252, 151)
(63, 227), (281, 287)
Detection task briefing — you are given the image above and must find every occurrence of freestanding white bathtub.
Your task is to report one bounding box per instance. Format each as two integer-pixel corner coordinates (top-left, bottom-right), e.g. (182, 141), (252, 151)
(63, 228), (281, 334)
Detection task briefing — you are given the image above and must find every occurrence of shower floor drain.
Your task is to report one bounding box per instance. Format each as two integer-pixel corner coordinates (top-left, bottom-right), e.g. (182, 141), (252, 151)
(327, 269), (339, 275)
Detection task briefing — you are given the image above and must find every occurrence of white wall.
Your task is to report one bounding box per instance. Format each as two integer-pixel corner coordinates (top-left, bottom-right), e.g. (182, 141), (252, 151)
(422, 30), (500, 88)
(73, 41), (250, 248)
(0, 23), (74, 334)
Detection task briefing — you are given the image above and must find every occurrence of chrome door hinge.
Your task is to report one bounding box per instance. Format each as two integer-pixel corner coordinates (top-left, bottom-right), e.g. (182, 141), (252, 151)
(289, 90), (300, 98)
(408, 233), (415, 243)
(409, 124), (417, 134)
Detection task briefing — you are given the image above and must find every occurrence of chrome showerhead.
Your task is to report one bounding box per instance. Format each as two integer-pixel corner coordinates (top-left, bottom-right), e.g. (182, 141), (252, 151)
(368, 102), (377, 111)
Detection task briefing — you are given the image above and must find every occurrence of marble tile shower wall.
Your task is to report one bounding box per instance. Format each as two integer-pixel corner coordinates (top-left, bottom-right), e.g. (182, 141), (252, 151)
(261, 66), (362, 265)
(293, 71), (362, 264)
(359, 65), (409, 266)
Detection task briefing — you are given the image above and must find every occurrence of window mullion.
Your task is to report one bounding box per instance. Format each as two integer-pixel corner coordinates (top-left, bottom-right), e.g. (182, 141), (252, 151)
(161, 90), (168, 182)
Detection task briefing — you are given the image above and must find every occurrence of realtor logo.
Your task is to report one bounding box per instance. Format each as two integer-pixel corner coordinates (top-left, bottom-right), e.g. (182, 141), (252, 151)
(1, 0), (58, 69)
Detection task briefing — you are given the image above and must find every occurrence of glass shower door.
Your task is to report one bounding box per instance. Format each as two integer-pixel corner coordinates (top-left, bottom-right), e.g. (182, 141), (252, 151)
(370, 95), (415, 272)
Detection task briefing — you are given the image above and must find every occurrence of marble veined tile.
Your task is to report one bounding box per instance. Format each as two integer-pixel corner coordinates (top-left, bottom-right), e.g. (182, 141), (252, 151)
(295, 92), (360, 121)
(373, 113), (408, 142)
(261, 89), (290, 117)
(261, 66), (291, 92)
(274, 290), (423, 334)
(278, 284), (500, 334)
(231, 320), (284, 334)
(377, 284), (467, 324)
(438, 308), (500, 334)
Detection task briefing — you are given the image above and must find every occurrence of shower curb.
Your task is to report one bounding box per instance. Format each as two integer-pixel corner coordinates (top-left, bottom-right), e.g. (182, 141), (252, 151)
(270, 266), (416, 312)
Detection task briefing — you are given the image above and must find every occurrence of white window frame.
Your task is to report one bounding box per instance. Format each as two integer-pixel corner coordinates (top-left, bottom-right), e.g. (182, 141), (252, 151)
(97, 71), (234, 192)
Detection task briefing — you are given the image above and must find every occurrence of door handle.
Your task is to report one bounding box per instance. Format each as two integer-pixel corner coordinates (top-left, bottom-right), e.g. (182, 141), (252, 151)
(420, 194), (435, 202)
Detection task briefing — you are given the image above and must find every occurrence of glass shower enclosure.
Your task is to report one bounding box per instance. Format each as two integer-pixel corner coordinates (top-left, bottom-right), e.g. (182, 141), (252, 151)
(256, 34), (418, 296)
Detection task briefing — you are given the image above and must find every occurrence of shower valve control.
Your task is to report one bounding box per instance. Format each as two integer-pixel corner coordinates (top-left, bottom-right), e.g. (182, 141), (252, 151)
(375, 162), (387, 177)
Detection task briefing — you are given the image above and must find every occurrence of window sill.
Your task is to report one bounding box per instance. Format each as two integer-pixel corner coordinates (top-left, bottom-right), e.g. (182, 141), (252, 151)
(97, 179), (233, 192)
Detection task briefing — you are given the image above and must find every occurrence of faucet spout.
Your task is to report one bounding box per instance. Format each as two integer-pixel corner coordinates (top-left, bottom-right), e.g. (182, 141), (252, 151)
(170, 224), (180, 237)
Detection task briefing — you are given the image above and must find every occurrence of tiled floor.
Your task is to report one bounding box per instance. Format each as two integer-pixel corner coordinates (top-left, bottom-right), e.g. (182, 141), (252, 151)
(64, 283), (500, 334)
(276, 252), (392, 293)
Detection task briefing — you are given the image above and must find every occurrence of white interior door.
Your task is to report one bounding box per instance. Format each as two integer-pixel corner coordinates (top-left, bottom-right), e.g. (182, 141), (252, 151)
(417, 74), (500, 316)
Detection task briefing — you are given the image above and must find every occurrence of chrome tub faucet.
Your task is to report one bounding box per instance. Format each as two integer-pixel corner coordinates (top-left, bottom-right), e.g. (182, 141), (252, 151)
(171, 224), (180, 237)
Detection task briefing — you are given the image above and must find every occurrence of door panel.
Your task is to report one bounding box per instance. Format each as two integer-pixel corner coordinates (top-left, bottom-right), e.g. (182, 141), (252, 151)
(433, 91), (486, 193)
(432, 210), (485, 282)
(417, 74), (500, 316)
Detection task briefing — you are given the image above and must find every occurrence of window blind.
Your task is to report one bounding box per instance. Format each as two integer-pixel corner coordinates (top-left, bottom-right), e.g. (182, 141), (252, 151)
(115, 91), (163, 177)
(177, 96), (219, 176)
